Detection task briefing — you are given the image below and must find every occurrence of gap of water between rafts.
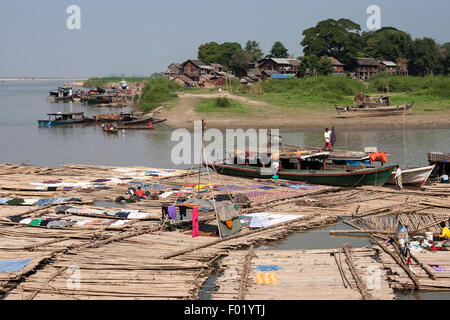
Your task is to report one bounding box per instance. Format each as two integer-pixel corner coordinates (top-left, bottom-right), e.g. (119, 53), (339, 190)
(198, 218), (450, 301)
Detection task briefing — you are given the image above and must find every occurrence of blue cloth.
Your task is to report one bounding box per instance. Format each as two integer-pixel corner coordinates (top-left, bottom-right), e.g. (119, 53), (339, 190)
(0, 259), (33, 273)
(255, 265), (283, 271)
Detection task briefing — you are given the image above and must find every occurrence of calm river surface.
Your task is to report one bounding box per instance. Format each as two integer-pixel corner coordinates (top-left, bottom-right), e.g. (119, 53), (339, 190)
(2, 80), (449, 300)
(1, 80), (449, 168)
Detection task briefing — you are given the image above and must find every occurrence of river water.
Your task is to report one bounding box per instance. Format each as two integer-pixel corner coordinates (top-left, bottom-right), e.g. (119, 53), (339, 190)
(2, 80), (449, 300)
(1, 80), (449, 168)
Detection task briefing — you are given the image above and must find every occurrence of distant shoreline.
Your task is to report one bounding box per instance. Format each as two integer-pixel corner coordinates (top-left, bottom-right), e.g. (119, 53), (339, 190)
(0, 78), (88, 81)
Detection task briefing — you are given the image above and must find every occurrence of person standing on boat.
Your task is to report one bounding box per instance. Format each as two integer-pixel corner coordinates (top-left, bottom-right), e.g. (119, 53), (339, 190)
(270, 153), (280, 179)
(394, 166), (403, 190)
(322, 128), (333, 151)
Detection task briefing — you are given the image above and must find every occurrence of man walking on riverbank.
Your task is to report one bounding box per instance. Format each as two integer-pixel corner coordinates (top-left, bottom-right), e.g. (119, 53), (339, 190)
(322, 128), (333, 151)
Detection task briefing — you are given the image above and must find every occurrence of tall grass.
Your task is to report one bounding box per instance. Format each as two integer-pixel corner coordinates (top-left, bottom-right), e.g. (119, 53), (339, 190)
(367, 73), (450, 99)
(138, 78), (181, 112)
(83, 77), (153, 87)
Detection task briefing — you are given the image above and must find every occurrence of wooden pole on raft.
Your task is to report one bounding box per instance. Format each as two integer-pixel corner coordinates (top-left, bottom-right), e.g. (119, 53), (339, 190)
(342, 244), (372, 300)
(370, 235), (421, 290)
(162, 214), (318, 259)
(238, 245), (254, 300)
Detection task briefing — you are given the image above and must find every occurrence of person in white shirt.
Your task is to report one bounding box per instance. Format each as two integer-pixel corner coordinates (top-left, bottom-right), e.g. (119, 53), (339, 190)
(322, 128), (333, 151)
(394, 166), (403, 190)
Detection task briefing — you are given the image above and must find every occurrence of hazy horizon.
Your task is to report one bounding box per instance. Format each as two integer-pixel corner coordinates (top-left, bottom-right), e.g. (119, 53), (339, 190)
(1, 0), (449, 78)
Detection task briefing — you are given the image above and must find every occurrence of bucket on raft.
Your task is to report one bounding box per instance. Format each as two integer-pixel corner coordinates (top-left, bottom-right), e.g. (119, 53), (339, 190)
(425, 232), (434, 241)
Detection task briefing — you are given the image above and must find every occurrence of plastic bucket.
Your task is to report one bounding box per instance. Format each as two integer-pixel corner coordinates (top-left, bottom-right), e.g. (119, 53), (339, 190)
(425, 232), (433, 241)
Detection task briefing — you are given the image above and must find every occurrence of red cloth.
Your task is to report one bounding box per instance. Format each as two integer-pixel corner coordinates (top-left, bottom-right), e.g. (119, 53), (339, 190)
(369, 152), (388, 164)
(192, 207), (199, 238)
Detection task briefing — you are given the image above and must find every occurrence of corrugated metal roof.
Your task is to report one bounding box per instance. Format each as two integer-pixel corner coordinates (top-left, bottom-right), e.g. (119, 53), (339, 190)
(380, 60), (397, 67)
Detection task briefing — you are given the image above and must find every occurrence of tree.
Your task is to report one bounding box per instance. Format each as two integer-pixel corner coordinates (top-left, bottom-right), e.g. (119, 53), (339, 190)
(362, 27), (413, 62)
(244, 40), (264, 63)
(301, 18), (362, 66)
(317, 56), (333, 75)
(230, 51), (252, 77)
(439, 42), (450, 75)
(268, 41), (289, 58)
(218, 42), (242, 66)
(198, 42), (221, 64)
(408, 38), (440, 76)
(298, 54), (319, 77)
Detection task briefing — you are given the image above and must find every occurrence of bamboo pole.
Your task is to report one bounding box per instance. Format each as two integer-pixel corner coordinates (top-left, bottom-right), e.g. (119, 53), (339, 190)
(342, 244), (372, 300)
(162, 214), (318, 259)
(370, 235), (421, 290)
(238, 245), (254, 300)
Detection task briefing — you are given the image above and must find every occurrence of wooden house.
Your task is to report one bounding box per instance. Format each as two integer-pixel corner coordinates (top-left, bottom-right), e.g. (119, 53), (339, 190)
(379, 60), (397, 74)
(164, 63), (182, 79)
(181, 59), (213, 81)
(257, 58), (300, 75)
(210, 63), (223, 72)
(353, 58), (380, 79)
(327, 57), (345, 75)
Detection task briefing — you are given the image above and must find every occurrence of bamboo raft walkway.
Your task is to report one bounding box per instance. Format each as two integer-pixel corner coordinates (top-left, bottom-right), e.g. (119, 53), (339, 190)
(211, 246), (395, 300)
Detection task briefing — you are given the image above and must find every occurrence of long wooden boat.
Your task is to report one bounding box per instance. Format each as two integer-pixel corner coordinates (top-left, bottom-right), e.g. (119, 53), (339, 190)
(114, 125), (155, 130)
(335, 103), (413, 118)
(204, 162), (396, 186)
(385, 165), (435, 186)
(37, 112), (85, 126)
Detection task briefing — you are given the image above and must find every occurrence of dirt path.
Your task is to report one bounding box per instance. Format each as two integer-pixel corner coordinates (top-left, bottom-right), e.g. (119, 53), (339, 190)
(157, 91), (450, 131)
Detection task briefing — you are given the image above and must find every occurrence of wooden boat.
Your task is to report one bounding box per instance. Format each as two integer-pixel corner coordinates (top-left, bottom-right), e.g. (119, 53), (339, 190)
(205, 162), (395, 186)
(204, 150), (395, 186)
(48, 86), (73, 102)
(114, 119), (166, 130)
(103, 127), (118, 133)
(385, 165), (436, 186)
(335, 103), (413, 118)
(37, 112), (85, 126)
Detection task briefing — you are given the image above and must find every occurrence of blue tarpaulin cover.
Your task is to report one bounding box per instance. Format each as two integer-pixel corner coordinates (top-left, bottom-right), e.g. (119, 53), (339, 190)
(0, 259), (33, 273)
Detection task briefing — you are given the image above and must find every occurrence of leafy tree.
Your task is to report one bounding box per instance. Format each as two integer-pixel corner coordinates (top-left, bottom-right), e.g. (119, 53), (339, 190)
(268, 41), (289, 58)
(198, 42), (221, 64)
(301, 18), (362, 66)
(218, 42), (242, 66)
(298, 54), (319, 77)
(439, 42), (450, 75)
(244, 40), (264, 63)
(230, 51), (252, 77)
(408, 38), (440, 76)
(362, 27), (413, 62)
(317, 56), (333, 75)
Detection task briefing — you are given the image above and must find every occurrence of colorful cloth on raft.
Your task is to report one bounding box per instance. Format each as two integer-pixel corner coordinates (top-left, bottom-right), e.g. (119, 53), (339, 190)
(6, 198), (25, 206)
(255, 265), (283, 271)
(216, 185), (246, 192)
(0, 259), (33, 273)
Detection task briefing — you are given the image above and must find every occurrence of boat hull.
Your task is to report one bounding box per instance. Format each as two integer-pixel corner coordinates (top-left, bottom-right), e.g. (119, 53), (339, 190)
(335, 103), (413, 118)
(38, 119), (84, 126)
(385, 165), (435, 185)
(205, 163), (396, 186)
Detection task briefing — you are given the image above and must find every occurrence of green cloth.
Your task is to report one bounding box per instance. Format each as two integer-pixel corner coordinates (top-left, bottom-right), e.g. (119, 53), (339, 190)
(6, 198), (25, 206)
(29, 219), (42, 226)
(218, 217), (242, 238)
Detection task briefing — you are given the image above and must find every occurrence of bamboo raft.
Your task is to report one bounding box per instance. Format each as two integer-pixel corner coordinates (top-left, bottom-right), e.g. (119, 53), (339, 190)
(211, 246), (395, 300)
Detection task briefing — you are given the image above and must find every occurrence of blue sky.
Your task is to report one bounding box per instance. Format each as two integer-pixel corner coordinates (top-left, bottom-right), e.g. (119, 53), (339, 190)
(0, 0), (449, 78)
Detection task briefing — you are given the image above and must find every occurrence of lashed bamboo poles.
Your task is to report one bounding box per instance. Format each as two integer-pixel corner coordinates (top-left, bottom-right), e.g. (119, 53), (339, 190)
(342, 244), (372, 300)
(238, 245), (254, 300)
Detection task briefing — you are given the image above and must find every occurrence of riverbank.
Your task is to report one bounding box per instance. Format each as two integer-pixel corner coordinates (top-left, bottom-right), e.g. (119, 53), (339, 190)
(158, 91), (450, 131)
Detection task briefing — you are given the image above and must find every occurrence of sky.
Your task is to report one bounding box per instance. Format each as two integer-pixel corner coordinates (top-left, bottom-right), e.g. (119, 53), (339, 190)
(0, 0), (449, 78)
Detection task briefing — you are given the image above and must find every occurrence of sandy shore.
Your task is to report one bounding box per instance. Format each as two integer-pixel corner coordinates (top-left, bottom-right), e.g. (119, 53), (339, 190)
(158, 92), (450, 132)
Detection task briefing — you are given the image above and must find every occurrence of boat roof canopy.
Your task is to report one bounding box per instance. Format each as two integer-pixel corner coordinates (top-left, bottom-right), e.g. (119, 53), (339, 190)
(47, 112), (84, 116)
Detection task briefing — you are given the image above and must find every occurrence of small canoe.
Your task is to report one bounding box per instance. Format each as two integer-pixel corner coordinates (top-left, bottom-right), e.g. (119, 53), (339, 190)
(385, 165), (435, 186)
(204, 162), (396, 186)
(335, 103), (413, 118)
(114, 125), (154, 130)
